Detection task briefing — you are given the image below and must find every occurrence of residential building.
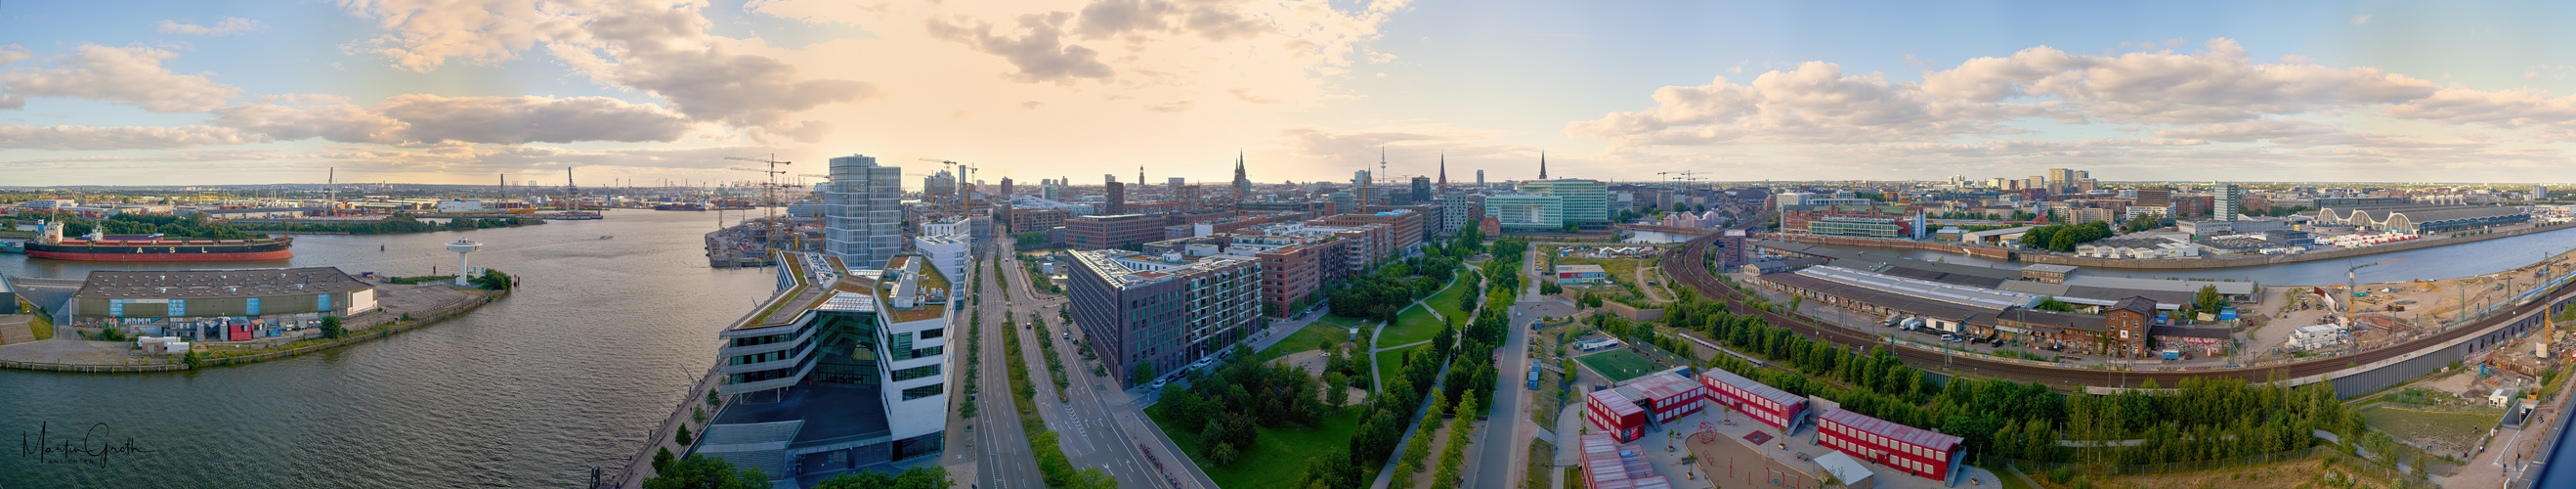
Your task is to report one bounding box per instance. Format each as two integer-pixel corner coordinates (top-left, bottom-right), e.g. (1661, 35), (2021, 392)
(2212, 182), (2243, 221)
(1009, 207), (1071, 234)
(823, 155), (905, 270)
(1063, 214), (1167, 249)
(1066, 250), (1261, 386)
(1312, 209), (1426, 251)
(1782, 203), (1926, 239)
(1103, 176), (1126, 215)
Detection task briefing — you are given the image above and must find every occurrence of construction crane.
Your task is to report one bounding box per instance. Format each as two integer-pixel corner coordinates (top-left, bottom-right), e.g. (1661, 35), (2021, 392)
(724, 155), (793, 252)
(2333, 257), (2402, 355)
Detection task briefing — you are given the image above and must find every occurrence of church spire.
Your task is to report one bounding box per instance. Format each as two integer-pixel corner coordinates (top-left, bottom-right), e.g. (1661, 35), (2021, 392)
(1539, 152), (1548, 180)
(1438, 153), (1447, 191)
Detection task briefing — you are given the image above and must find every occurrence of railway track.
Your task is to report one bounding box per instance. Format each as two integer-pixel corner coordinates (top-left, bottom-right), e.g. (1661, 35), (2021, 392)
(1658, 230), (2572, 389)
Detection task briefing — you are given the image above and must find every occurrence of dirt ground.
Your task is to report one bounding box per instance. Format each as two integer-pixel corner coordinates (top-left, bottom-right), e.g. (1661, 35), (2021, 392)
(2245, 253), (2574, 359)
(2030, 457), (2408, 489)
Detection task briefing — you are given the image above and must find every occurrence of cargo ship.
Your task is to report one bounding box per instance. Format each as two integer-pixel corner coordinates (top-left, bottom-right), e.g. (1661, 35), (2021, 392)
(21, 221), (293, 261)
(654, 202), (708, 211)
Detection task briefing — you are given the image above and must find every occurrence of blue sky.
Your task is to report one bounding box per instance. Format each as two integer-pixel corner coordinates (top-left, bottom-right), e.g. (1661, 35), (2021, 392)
(6, 0), (2576, 187)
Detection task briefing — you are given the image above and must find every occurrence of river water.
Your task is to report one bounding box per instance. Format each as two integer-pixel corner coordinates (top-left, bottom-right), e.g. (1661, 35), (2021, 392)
(1628, 226), (2576, 286)
(0, 210), (773, 488)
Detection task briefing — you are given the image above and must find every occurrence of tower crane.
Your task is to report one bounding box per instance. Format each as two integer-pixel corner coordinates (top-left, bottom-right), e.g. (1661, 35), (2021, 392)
(724, 154), (793, 252)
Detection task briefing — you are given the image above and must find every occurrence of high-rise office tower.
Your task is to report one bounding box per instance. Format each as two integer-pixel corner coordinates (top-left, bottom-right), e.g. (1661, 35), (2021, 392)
(1104, 175), (1126, 215)
(1410, 176), (1432, 204)
(2212, 182), (2243, 221)
(823, 155), (905, 269)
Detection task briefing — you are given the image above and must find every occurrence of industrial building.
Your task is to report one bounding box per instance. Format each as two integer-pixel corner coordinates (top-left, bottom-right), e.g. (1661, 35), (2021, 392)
(2315, 204), (2531, 233)
(701, 252), (955, 485)
(64, 267), (378, 340)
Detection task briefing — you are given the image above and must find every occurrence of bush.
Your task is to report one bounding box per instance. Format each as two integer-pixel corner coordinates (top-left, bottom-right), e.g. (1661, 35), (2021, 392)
(674, 424), (694, 446)
(320, 316), (347, 339)
(642, 454), (767, 489)
(652, 447), (674, 472)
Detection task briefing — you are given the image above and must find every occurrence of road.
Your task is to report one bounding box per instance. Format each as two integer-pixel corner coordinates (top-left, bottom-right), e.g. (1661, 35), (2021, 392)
(1467, 248), (1550, 488)
(996, 247), (1220, 489)
(1658, 228), (2576, 389)
(965, 242), (1047, 489)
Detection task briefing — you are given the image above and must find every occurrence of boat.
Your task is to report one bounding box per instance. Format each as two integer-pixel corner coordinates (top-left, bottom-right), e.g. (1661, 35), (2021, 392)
(654, 202), (708, 211)
(0, 240), (21, 254)
(21, 221), (292, 262)
(599, 236), (615, 240)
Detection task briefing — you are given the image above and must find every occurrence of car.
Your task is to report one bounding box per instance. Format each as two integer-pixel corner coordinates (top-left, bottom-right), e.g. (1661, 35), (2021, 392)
(1150, 378), (1169, 389)
(1191, 358), (1213, 370)
(1648, 281), (1659, 287)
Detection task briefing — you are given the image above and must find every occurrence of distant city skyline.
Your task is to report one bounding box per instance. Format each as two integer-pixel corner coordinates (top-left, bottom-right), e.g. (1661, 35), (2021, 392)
(8, 1), (2576, 187)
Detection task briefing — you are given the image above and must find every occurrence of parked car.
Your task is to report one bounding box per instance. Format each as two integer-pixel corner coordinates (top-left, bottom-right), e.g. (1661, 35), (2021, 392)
(1150, 378), (1169, 389)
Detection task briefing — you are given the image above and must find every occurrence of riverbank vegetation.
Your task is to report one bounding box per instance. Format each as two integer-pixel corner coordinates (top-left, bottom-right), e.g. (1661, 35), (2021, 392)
(234, 214), (540, 234)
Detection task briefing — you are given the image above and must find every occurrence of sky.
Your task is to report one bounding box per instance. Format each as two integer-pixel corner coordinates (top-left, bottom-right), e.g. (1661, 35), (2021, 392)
(6, 0), (2576, 189)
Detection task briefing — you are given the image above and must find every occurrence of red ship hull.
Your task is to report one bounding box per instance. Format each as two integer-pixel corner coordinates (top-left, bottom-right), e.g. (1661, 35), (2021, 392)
(26, 249), (294, 261)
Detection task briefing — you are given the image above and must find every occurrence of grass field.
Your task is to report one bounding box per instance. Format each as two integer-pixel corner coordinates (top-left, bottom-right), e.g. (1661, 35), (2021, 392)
(1375, 344), (1432, 393)
(1381, 303), (1449, 347)
(1315, 314), (1373, 330)
(2363, 407), (2500, 453)
(29, 309), (54, 340)
(1148, 408), (1360, 489)
(1426, 270), (1479, 320)
(1574, 349), (1666, 382)
(1260, 323), (1352, 362)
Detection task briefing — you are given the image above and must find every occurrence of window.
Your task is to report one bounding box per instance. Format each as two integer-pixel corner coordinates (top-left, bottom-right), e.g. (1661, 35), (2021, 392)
(922, 328), (944, 339)
(900, 383), (943, 400)
(891, 365), (939, 381)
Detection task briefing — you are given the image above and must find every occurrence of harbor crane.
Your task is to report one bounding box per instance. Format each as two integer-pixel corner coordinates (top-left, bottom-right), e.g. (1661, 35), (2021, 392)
(916, 157), (974, 225)
(724, 155), (793, 251)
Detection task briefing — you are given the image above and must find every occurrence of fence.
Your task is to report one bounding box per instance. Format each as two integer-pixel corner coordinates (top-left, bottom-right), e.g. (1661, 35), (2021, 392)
(599, 363), (727, 489)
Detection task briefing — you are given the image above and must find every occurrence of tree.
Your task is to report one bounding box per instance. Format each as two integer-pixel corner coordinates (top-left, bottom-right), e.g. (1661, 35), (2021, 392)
(675, 424), (694, 446)
(1560, 221), (1580, 233)
(1325, 372), (1350, 409)
(470, 268), (513, 290)
(1129, 362), (1158, 386)
(2035, 297), (2079, 313)
(2195, 285), (2226, 313)
(652, 447), (674, 472)
(643, 454), (769, 489)
(814, 467), (956, 488)
(1070, 467), (1116, 489)
(320, 316), (347, 339)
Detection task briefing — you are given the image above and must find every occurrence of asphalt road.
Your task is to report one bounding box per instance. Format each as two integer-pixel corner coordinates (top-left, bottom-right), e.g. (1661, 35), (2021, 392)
(1467, 250), (1550, 488)
(971, 243), (1048, 489)
(998, 248), (1219, 489)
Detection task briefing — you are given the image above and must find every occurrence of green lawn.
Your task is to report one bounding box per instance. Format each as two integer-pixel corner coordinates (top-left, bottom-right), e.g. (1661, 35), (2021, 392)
(2363, 407), (2502, 453)
(1315, 314), (1372, 330)
(1573, 349), (1666, 382)
(1148, 408), (1361, 489)
(1381, 303), (1448, 347)
(1426, 270), (1479, 320)
(1260, 323), (1353, 362)
(1374, 344), (1431, 393)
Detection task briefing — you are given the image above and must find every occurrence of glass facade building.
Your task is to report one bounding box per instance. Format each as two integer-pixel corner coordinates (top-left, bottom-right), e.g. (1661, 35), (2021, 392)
(824, 155), (906, 270)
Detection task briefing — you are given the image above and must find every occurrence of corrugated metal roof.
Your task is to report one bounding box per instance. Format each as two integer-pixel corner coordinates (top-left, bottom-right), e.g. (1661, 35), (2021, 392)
(1589, 389), (1644, 417)
(1820, 408), (1960, 451)
(1797, 265), (2040, 310)
(1619, 371), (1700, 402)
(1702, 367), (1803, 408)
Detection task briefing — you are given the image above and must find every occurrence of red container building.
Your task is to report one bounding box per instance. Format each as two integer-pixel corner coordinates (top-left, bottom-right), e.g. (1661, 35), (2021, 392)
(1699, 367), (1809, 431)
(1817, 408), (1964, 481)
(1585, 370), (1706, 442)
(1576, 433), (1672, 489)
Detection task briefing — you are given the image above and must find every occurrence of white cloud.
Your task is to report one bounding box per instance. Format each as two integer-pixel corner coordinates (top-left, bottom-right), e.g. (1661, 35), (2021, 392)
(0, 123), (260, 150)
(208, 93), (693, 145)
(2352, 15), (2371, 25)
(2149, 118), (2340, 142)
(924, 13), (1116, 85)
(336, 0), (875, 140)
(0, 44), (242, 112)
(157, 18), (267, 36)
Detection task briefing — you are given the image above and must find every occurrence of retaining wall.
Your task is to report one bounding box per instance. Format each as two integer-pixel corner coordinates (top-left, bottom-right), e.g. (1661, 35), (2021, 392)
(0, 289), (511, 373)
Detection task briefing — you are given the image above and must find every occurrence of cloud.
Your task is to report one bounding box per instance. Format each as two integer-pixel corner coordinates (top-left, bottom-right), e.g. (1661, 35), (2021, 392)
(157, 18), (267, 36)
(208, 93), (692, 145)
(1572, 39), (2448, 150)
(2352, 15), (2371, 25)
(0, 44), (242, 112)
(337, 0), (875, 138)
(2149, 118), (2340, 142)
(926, 13), (1116, 84)
(0, 123), (261, 151)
